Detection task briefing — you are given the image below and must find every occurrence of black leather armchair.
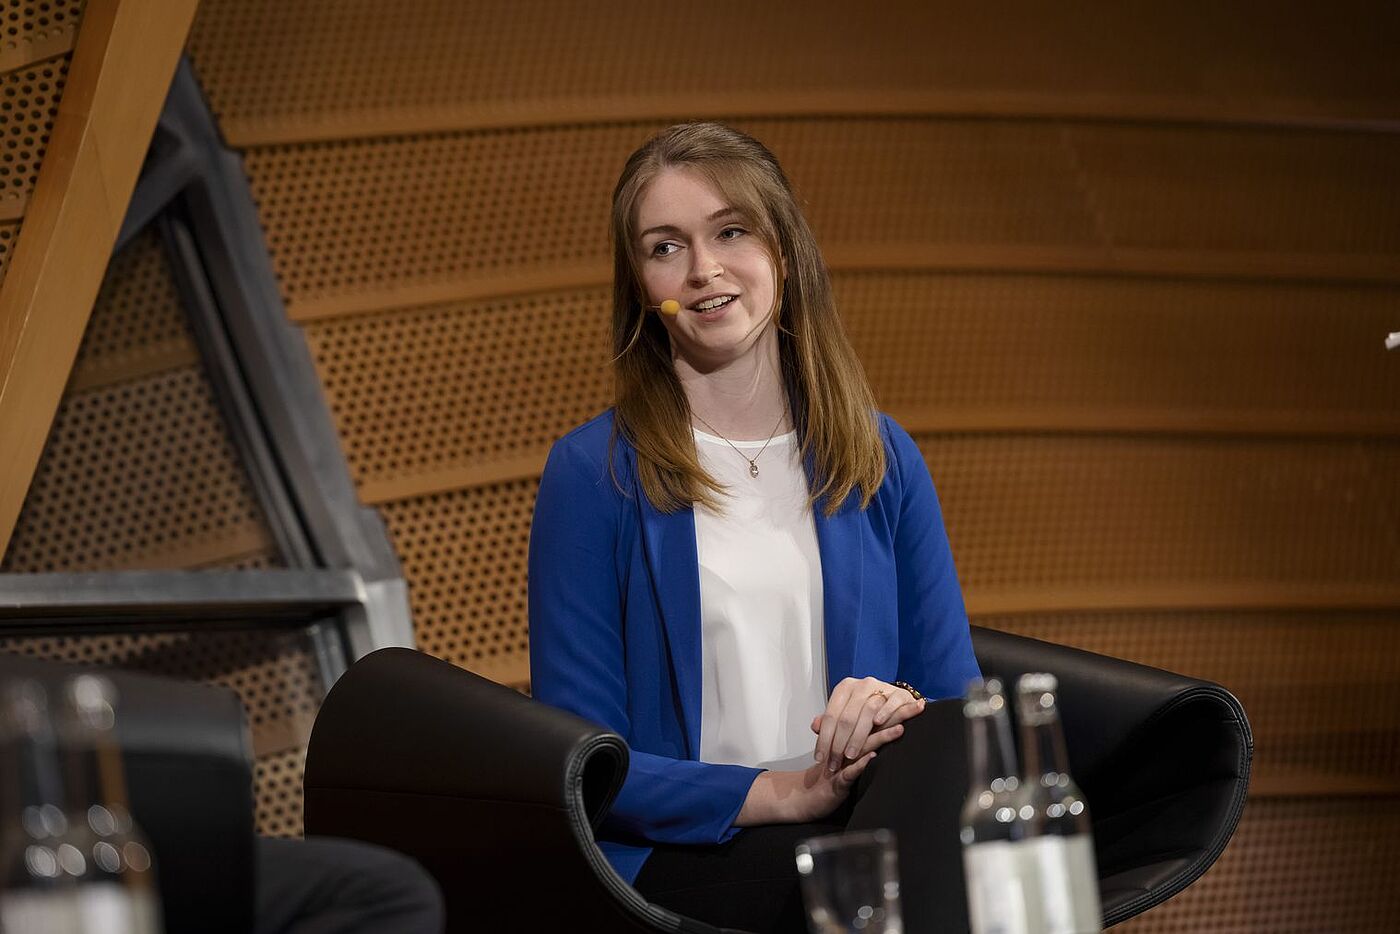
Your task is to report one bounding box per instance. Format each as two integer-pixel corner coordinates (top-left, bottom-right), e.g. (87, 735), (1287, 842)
(303, 628), (1251, 932)
(970, 628), (1251, 927)
(302, 647), (699, 933)
(0, 652), (256, 934)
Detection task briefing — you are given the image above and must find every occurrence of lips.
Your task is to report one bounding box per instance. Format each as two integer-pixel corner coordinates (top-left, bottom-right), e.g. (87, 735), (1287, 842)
(689, 294), (737, 312)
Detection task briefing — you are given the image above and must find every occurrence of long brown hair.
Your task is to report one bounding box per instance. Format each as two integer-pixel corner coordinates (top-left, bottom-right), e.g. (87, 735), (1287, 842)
(610, 122), (884, 516)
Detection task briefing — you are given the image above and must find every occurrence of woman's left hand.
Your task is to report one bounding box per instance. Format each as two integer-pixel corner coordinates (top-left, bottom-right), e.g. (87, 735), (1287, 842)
(810, 677), (926, 772)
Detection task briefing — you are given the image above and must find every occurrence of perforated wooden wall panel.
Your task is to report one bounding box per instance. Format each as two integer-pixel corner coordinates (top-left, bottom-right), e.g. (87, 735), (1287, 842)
(0, 231), (275, 573)
(0, 220), (16, 279)
(1055, 124), (1400, 256)
(254, 745), (308, 840)
(185, 0), (1400, 146)
(235, 119), (1400, 327)
(0, 55), (67, 220)
(0, 1), (83, 71)
(0, 227), (318, 836)
(918, 435), (1400, 590)
(242, 125), (641, 315)
(302, 287), (612, 497)
(1118, 797), (1400, 933)
(64, 227), (197, 391)
(378, 479), (536, 687)
(976, 611), (1400, 793)
(241, 117), (1400, 322)
(837, 273), (1400, 423)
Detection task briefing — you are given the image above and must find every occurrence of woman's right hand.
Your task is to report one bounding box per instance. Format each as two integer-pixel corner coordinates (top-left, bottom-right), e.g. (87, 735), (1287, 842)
(734, 751), (876, 826)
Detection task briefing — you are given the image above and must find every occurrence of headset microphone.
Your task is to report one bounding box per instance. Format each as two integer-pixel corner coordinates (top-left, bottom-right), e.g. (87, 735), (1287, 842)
(657, 299), (681, 316)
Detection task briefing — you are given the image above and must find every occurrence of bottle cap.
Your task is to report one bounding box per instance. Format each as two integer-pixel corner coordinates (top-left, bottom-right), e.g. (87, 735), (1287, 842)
(1016, 672), (1057, 694)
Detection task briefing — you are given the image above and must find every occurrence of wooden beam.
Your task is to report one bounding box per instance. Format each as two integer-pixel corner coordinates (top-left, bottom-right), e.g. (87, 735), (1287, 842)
(284, 244), (1400, 323)
(350, 401), (1400, 505)
(0, 0), (199, 557)
(219, 89), (1400, 149)
(963, 582), (1400, 617)
(889, 405), (1400, 440)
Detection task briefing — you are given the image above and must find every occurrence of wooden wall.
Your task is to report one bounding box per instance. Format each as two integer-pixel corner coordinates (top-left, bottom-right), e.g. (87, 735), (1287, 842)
(182, 1), (1400, 927)
(4, 0), (1399, 925)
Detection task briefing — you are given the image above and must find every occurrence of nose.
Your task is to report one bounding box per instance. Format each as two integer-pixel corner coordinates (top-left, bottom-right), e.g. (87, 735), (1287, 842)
(686, 243), (723, 287)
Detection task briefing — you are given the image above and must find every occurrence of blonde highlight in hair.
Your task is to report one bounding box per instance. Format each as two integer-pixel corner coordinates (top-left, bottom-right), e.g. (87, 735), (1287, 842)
(610, 122), (884, 516)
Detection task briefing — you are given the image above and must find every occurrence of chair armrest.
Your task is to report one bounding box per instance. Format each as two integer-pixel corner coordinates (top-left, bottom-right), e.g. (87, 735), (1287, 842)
(304, 647), (626, 830)
(970, 627), (1253, 925)
(304, 648), (712, 933)
(0, 651), (255, 934)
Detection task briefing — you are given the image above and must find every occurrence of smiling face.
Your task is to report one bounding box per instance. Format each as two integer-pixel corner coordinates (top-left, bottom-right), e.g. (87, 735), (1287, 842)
(633, 167), (780, 373)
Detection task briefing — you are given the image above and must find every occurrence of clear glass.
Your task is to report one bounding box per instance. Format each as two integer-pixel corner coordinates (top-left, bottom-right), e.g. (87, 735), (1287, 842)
(794, 829), (902, 934)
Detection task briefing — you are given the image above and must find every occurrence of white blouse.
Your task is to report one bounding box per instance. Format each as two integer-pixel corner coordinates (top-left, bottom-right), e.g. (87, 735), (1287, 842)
(693, 428), (828, 772)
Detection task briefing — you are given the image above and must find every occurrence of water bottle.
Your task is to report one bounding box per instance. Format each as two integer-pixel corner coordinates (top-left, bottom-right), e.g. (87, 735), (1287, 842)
(960, 678), (1032, 934)
(1014, 673), (1101, 934)
(0, 680), (84, 934)
(55, 674), (163, 934)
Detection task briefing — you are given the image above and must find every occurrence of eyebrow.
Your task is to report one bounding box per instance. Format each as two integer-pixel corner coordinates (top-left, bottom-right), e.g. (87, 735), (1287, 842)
(638, 207), (741, 240)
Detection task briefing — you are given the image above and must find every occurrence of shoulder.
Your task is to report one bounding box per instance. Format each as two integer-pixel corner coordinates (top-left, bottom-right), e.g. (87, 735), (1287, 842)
(542, 409), (631, 493)
(875, 411), (922, 479)
(867, 411), (939, 519)
(554, 409), (617, 457)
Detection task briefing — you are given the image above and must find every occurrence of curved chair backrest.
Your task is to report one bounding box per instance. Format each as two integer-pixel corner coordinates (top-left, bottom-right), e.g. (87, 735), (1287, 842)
(304, 647), (728, 933)
(971, 627), (1253, 926)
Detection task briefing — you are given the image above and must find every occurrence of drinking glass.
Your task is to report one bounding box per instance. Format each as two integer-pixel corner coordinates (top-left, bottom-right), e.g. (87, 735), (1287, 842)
(794, 829), (903, 934)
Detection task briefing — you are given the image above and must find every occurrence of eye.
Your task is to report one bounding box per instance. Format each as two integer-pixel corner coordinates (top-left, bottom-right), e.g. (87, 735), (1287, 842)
(718, 226), (747, 241)
(650, 241), (680, 258)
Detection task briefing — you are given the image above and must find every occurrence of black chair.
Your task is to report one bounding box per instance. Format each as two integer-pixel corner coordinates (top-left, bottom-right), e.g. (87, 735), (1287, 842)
(970, 628), (1251, 926)
(0, 652), (256, 934)
(303, 628), (1251, 932)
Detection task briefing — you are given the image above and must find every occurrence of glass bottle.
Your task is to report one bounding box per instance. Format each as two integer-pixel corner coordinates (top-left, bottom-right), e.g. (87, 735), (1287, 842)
(56, 674), (163, 934)
(0, 680), (84, 934)
(960, 678), (1033, 934)
(1014, 673), (1101, 934)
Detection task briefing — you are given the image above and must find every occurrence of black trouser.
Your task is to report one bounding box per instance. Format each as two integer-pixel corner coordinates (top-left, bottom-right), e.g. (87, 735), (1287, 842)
(254, 836), (445, 934)
(634, 699), (970, 934)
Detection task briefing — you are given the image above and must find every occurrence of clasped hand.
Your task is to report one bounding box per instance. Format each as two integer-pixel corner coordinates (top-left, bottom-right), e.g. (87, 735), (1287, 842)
(736, 677), (925, 826)
(810, 676), (925, 771)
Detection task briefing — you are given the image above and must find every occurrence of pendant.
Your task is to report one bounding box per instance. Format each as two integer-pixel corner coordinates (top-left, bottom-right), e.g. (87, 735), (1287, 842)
(748, 461), (760, 478)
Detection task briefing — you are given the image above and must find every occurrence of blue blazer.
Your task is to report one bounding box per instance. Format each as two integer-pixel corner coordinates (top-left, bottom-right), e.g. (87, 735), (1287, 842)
(528, 410), (980, 883)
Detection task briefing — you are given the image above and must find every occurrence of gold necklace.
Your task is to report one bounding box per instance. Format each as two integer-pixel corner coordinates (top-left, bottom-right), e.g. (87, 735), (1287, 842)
(691, 410), (788, 478)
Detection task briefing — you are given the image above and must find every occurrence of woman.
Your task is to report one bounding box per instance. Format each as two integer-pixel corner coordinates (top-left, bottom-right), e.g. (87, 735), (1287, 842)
(529, 122), (980, 932)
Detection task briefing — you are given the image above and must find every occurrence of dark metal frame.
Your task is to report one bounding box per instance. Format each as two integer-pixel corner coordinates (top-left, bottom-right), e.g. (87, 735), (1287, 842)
(0, 60), (414, 685)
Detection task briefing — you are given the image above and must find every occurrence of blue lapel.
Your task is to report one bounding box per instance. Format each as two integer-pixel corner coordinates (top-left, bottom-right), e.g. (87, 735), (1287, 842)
(813, 489), (865, 694)
(638, 490), (705, 758)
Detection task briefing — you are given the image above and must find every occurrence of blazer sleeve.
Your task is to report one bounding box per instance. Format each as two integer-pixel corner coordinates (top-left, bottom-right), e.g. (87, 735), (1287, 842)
(528, 432), (760, 846)
(884, 416), (982, 700)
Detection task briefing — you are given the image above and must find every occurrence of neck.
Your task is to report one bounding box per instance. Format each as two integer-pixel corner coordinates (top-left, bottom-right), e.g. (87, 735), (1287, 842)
(674, 330), (788, 440)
